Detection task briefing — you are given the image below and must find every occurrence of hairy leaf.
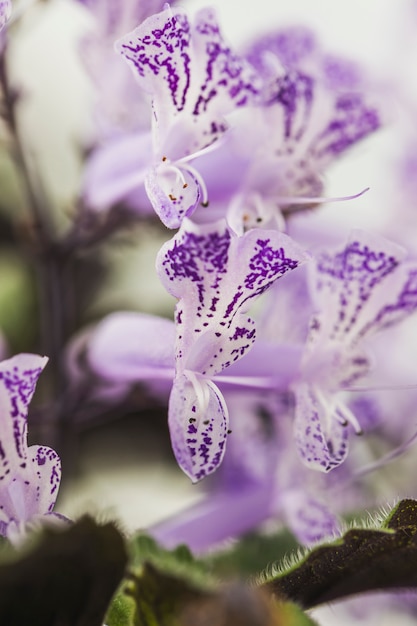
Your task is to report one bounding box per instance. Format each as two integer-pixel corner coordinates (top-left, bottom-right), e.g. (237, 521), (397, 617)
(262, 499), (417, 608)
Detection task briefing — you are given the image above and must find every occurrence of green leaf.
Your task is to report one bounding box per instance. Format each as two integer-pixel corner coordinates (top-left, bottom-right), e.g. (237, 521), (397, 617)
(262, 498), (417, 608)
(127, 563), (317, 626)
(205, 529), (300, 578)
(129, 534), (216, 590)
(0, 516), (127, 626)
(123, 533), (316, 626)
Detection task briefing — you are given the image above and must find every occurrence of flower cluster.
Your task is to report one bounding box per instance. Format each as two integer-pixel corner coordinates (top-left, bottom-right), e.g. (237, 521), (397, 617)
(1, 2), (417, 623)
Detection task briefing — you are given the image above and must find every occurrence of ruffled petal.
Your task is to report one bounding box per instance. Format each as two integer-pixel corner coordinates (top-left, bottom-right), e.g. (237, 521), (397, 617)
(294, 384), (349, 472)
(0, 354), (62, 533)
(115, 6), (259, 155)
(168, 373), (228, 482)
(0, 354), (48, 482)
(311, 230), (406, 345)
(157, 218), (308, 376)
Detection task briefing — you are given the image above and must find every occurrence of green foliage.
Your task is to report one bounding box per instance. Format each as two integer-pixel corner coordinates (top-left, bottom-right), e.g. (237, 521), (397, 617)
(205, 528), (300, 579)
(0, 516), (127, 626)
(107, 532), (316, 626)
(129, 534), (217, 590)
(262, 498), (417, 608)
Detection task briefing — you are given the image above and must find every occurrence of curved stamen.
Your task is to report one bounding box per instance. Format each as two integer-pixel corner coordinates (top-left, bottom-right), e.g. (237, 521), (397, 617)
(184, 370), (210, 414)
(277, 186), (369, 206)
(181, 163), (209, 205)
(334, 400), (363, 435)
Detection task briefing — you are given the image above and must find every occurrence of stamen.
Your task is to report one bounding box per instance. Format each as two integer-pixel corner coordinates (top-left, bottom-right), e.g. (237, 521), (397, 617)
(334, 400), (363, 435)
(212, 374), (278, 390)
(181, 136), (226, 164)
(346, 382), (417, 392)
(277, 186), (369, 206)
(353, 428), (417, 480)
(181, 163), (209, 205)
(185, 370), (210, 414)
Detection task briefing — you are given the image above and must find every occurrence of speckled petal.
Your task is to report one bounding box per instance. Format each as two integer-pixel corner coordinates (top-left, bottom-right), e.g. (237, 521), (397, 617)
(311, 93), (380, 164)
(169, 373), (228, 482)
(358, 264), (417, 338)
(283, 489), (340, 545)
(115, 7), (259, 153)
(157, 218), (308, 376)
(26, 445), (61, 516)
(294, 384), (349, 472)
(0, 354), (62, 531)
(0, 354), (48, 483)
(115, 7), (192, 143)
(312, 230), (406, 345)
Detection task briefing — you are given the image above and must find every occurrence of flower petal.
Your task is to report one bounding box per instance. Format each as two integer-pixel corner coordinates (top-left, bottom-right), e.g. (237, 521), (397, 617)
(0, 354), (48, 482)
(82, 132), (151, 211)
(157, 218), (308, 376)
(27, 445), (61, 516)
(115, 7), (259, 154)
(294, 384), (349, 472)
(311, 230), (406, 345)
(0, 1), (11, 32)
(87, 311), (175, 383)
(283, 489), (340, 545)
(168, 373), (228, 482)
(144, 163), (200, 228)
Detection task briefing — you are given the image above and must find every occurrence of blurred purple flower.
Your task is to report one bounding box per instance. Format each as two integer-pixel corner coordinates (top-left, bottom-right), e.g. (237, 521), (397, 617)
(0, 354), (62, 543)
(78, 0), (166, 139)
(83, 19), (380, 231)
(0, 0), (11, 32)
(294, 230), (417, 472)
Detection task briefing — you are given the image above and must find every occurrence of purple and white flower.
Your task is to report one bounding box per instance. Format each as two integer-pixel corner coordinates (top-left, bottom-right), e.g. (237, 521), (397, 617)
(110, 5), (260, 227)
(294, 230), (417, 472)
(0, 354), (62, 543)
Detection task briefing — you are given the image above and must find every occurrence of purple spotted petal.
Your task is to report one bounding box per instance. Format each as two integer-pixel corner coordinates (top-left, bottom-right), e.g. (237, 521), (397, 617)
(0, 354), (48, 481)
(144, 163), (201, 228)
(264, 71), (314, 147)
(115, 7), (259, 155)
(0, 0), (11, 32)
(28, 446), (61, 516)
(169, 373), (228, 482)
(0, 354), (62, 535)
(312, 230), (406, 345)
(157, 218), (308, 376)
(311, 93), (380, 164)
(294, 384), (349, 472)
(283, 489), (340, 545)
(246, 26), (317, 74)
(357, 264), (417, 338)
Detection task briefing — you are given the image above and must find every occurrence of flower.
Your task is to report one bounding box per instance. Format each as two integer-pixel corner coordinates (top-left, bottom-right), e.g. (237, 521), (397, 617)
(0, 353), (62, 543)
(112, 5), (260, 227)
(294, 230), (417, 472)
